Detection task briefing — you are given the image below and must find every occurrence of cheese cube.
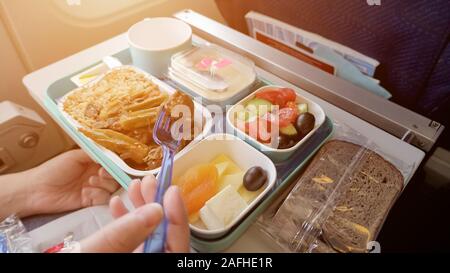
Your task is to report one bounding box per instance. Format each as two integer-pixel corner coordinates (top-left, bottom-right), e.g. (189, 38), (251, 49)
(199, 206), (223, 230)
(211, 154), (241, 175)
(239, 186), (264, 204)
(199, 185), (247, 230)
(218, 172), (244, 192)
(215, 162), (229, 178)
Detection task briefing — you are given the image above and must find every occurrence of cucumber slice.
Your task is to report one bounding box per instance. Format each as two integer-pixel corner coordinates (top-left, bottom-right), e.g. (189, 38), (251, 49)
(246, 98), (273, 117)
(297, 103), (308, 114)
(280, 124), (298, 136)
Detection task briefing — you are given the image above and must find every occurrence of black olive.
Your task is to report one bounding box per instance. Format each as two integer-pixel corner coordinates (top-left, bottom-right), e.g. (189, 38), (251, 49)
(243, 166), (268, 191)
(295, 113), (315, 137)
(277, 135), (296, 149)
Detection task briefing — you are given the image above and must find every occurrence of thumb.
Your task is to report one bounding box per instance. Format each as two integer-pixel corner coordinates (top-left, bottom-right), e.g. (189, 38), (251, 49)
(80, 203), (163, 253)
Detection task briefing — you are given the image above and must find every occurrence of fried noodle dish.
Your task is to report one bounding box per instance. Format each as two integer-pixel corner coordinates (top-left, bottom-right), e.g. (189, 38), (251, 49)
(63, 67), (195, 170)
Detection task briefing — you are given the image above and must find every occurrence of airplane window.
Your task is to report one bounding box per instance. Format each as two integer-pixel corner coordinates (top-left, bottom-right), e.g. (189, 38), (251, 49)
(51, 0), (165, 21)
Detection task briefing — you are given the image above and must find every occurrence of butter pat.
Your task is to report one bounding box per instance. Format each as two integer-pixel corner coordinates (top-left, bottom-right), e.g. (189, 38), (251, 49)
(200, 185), (247, 230)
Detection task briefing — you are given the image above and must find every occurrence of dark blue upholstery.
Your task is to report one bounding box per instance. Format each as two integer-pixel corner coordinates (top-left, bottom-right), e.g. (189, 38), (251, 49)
(418, 43), (450, 120)
(216, 0), (450, 141)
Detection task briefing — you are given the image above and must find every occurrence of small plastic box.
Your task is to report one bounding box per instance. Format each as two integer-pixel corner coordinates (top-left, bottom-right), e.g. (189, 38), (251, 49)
(168, 44), (257, 109)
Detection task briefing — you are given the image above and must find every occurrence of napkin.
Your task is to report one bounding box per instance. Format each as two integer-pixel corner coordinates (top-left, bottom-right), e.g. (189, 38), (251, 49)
(313, 44), (392, 99)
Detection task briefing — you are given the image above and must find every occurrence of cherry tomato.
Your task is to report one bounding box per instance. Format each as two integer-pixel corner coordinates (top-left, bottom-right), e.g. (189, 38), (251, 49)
(242, 115), (274, 143)
(255, 90), (286, 107)
(280, 88), (297, 102)
(245, 118), (259, 140)
(260, 112), (275, 130)
(278, 108), (298, 127)
(255, 88), (297, 107)
(261, 108), (296, 129)
(285, 101), (299, 116)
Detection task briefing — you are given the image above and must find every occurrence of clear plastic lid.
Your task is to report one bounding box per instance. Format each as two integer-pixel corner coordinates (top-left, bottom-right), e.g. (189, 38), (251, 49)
(170, 44), (256, 102)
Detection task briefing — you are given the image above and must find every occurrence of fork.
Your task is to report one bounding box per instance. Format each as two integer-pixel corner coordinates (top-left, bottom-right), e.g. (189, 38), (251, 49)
(143, 108), (183, 253)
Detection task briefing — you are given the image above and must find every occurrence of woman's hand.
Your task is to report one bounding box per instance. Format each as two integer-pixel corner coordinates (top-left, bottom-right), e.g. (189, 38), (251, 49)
(80, 175), (190, 253)
(0, 149), (120, 220)
(27, 149), (120, 216)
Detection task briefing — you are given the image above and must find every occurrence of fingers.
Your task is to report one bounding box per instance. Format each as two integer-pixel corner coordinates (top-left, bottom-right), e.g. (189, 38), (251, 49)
(164, 186), (190, 253)
(128, 175), (157, 208)
(98, 168), (113, 180)
(104, 174), (188, 253)
(141, 175), (157, 204)
(128, 180), (146, 208)
(109, 196), (129, 219)
(88, 176), (119, 193)
(67, 149), (95, 165)
(82, 168), (120, 208)
(81, 187), (112, 207)
(112, 175), (158, 218)
(81, 203), (163, 253)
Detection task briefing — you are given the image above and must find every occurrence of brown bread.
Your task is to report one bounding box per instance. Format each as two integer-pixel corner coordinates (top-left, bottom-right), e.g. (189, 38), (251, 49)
(291, 140), (404, 252)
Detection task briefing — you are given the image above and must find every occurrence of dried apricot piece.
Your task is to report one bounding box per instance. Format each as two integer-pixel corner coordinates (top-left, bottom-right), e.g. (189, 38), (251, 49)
(175, 164), (218, 215)
(183, 178), (217, 216)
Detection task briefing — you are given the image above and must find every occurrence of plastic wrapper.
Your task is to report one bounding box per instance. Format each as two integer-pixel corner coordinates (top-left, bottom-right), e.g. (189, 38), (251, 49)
(257, 121), (414, 253)
(0, 215), (34, 253)
(43, 233), (80, 253)
(168, 43), (257, 108)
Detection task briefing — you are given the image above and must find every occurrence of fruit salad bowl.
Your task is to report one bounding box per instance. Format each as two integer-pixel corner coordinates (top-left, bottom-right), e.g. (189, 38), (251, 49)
(171, 133), (277, 239)
(226, 85), (326, 162)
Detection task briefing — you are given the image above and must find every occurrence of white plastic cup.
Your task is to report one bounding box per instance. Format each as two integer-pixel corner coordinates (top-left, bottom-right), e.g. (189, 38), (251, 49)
(127, 17), (192, 78)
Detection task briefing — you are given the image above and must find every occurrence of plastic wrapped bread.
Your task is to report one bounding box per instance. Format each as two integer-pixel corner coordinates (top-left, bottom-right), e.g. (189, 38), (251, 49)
(258, 123), (410, 253)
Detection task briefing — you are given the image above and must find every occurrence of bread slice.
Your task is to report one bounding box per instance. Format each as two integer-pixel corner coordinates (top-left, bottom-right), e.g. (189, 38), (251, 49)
(288, 140), (404, 253)
(322, 141), (404, 252)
